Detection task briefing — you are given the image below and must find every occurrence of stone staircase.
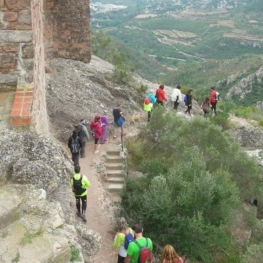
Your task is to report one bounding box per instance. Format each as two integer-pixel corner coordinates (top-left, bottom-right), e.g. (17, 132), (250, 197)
(105, 146), (126, 192)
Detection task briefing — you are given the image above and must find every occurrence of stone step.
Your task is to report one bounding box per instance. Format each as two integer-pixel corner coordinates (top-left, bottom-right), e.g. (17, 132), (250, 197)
(106, 155), (123, 163)
(107, 177), (124, 183)
(106, 170), (124, 177)
(106, 148), (121, 156)
(105, 163), (123, 170)
(108, 183), (124, 192)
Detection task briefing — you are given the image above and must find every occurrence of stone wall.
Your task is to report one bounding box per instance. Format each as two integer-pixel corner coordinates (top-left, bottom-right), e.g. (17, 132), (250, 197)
(0, 0), (91, 133)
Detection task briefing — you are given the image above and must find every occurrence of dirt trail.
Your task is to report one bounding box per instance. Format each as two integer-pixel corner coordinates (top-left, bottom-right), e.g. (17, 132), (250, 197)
(78, 140), (119, 263)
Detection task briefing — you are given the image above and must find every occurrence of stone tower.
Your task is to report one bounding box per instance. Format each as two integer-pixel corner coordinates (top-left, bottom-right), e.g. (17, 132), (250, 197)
(0, 0), (91, 133)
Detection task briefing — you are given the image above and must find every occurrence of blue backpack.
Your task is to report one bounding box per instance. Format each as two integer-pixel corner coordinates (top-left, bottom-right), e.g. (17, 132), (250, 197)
(184, 95), (187, 103)
(117, 116), (125, 127)
(124, 232), (134, 250)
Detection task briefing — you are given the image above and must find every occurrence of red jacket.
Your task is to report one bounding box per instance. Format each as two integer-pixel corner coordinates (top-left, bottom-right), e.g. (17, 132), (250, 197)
(156, 88), (167, 102)
(90, 121), (102, 139)
(210, 90), (216, 104)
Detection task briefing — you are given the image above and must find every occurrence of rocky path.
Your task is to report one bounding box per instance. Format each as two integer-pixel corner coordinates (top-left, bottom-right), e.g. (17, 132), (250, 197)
(78, 140), (118, 263)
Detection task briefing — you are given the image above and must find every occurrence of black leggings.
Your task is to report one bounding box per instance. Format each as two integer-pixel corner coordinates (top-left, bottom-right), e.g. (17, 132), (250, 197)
(211, 102), (217, 114)
(75, 195), (87, 214)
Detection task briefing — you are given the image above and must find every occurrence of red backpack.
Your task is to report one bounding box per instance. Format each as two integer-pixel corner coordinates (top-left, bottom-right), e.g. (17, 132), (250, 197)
(134, 238), (152, 263)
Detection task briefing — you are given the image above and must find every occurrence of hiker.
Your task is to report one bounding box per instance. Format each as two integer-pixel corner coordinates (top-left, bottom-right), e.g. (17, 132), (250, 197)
(161, 244), (184, 263)
(113, 217), (134, 263)
(100, 110), (110, 144)
(124, 223), (153, 263)
(113, 103), (125, 139)
(155, 84), (167, 106)
(70, 165), (90, 222)
(171, 85), (183, 111)
(68, 130), (81, 166)
(209, 87), (218, 115)
(89, 115), (102, 154)
(144, 89), (156, 121)
(184, 89), (193, 115)
(77, 119), (90, 158)
(201, 97), (210, 117)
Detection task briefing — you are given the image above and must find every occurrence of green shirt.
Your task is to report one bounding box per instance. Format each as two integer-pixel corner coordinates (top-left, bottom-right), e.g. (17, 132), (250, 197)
(70, 173), (90, 196)
(126, 237), (153, 263)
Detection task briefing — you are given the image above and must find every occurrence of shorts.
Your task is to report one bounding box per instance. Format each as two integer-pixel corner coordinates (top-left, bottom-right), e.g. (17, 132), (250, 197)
(114, 122), (122, 128)
(94, 138), (99, 144)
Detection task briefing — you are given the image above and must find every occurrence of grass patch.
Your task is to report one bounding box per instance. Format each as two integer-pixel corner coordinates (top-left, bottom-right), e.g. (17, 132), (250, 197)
(71, 247), (80, 261)
(12, 252), (20, 263)
(19, 227), (43, 246)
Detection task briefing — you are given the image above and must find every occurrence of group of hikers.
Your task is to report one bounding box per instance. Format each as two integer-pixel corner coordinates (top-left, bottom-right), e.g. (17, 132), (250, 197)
(144, 85), (219, 120)
(68, 84), (220, 262)
(113, 217), (184, 263)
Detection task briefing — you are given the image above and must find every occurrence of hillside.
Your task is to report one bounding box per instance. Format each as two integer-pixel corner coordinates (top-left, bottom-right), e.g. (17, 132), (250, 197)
(91, 0), (263, 106)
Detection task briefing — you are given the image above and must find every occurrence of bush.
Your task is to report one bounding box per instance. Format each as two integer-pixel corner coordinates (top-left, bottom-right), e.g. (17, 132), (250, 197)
(121, 107), (263, 262)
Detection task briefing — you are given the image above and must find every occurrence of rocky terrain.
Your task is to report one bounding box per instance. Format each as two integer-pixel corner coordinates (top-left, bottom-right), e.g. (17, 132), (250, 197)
(1, 55), (263, 263)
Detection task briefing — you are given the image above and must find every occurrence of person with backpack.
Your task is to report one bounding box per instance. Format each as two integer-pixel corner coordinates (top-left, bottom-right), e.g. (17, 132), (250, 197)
(124, 223), (153, 263)
(144, 89), (157, 122)
(113, 217), (134, 263)
(171, 85), (183, 111)
(70, 165), (90, 222)
(89, 115), (102, 154)
(161, 245), (184, 263)
(184, 89), (193, 115)
(76, 119), (90, 158)
(68, 130), (81, 167)
(113, 103), (125, 139)
(100, 110), (110, 144)
(209, 87), (218, 115)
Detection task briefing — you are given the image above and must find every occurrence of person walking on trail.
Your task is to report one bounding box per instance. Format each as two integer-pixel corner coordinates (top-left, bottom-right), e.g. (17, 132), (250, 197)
(90, 115), (102, 154)
(113, 103), (125, 139)
(209, 87), (218, 115)
(155, 84), (167, 106)
(184, 89), (193, 115)
(144, 89), (156, 122)
(68, 130), (81, 167)
(161, 245), (184, 263)
(171, 85), (183, 111)
(70, 165), (90, 222)
(201, 97), (210, 117)
(114, 217), (134, 263)
(100, 110), (110, 144)
(77, 119), (90, 158)
(124, 223), (153, 263)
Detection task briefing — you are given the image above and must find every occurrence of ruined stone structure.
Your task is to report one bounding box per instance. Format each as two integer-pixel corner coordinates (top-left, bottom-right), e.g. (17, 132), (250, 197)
(0, 0), (91, 133)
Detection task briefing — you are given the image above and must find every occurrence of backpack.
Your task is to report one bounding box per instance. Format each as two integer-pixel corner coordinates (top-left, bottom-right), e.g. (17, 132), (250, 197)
(75, 125), (84, 140)
(72, 174), (85, 195)
(215, 91), (220, 101)
(71, 137), (80, 153)
(117, 116), (125, 127)
(144, 97), (150, 105)
(134, 238), (152, 263)
(184, 95), (188, 104)
(124, 232), (134, 250)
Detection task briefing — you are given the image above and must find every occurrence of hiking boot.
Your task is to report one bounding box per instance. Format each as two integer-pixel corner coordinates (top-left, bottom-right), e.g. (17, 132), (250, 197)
(81, 214), (87, 222)
(76, 212), (81, 217)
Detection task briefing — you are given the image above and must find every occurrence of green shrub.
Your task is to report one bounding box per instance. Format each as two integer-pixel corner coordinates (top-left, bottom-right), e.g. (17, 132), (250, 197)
(122, 108), (263, 262)
(71, 247), (79, 262)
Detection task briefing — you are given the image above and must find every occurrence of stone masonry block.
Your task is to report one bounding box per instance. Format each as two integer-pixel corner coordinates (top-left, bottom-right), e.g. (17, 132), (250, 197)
(21, 43), (33, 59)
(0, 73), (17, 84)
(5, 0), (30, 11)
(4, 11), (18, 22)
(0, 30), (32, 43)
(0, 0), (4, 8)
(18, 10), (31, 26)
